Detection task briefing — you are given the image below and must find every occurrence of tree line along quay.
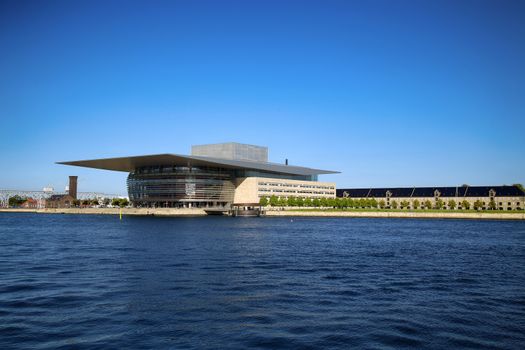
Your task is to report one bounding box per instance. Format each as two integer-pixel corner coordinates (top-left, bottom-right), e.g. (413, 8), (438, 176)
(259, 195), (523, 213)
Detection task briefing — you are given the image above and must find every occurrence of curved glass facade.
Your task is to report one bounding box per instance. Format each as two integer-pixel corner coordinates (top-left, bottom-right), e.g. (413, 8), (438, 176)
(127, 165), (235, 207)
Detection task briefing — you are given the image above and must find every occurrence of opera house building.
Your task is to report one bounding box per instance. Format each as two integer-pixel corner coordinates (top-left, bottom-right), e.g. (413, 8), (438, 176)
(59, 143), (338, 208)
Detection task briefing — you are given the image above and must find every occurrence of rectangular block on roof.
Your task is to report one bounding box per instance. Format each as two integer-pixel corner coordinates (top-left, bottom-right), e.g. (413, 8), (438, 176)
(191, 142), (268, 162)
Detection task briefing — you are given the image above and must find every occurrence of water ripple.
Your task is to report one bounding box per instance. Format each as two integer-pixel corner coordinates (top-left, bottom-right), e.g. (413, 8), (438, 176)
(0, 214), (524, 349)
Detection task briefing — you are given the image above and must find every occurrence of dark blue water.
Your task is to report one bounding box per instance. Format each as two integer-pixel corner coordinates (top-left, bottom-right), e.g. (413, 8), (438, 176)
(1, 214), (524, 349)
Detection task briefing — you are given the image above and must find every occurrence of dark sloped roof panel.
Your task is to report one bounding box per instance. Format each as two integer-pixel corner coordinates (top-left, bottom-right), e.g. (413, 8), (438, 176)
(411, 187), (436, 197)
(465, 186), (524, 197)
(457, 186), (468, 197)
(433, 187), (457, 197)
(336, 189), (370, 197)
(337, 186), (525, 198)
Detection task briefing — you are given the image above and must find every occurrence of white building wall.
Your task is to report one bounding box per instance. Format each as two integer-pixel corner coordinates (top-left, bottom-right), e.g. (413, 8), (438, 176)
(233, 177), (336, 205)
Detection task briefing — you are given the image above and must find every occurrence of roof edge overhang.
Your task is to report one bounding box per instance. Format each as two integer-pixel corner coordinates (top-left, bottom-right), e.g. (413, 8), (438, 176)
(57, 153), (339, 176)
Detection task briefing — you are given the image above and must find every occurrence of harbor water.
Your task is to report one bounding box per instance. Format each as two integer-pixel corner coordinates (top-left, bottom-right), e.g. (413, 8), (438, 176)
(0, 213), (524, 349)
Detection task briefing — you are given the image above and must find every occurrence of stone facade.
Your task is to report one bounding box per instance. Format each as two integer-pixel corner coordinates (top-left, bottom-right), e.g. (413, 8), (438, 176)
(234, 177), (336, 205)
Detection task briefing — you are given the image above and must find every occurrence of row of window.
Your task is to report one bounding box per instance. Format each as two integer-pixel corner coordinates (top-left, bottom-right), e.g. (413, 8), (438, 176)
(259, 189), (333, 196)
(258, 182), (334, 190)
(259, 187), (335, 194)
(383, 197), (522, 210)
(385, 197), (521, 205)
(393, 205), (521, 210)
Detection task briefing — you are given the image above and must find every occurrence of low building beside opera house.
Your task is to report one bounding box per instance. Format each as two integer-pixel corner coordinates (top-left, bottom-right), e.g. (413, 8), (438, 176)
(336, 186), (525, 211)
(59, 143), (338, 208)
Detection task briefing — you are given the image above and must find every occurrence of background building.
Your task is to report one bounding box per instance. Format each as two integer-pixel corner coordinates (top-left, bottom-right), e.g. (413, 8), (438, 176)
(20, 198), (38, 208)
(58, 143), (338, 208)
(337, 185), (525, 210)
(45, 176), (77, 208)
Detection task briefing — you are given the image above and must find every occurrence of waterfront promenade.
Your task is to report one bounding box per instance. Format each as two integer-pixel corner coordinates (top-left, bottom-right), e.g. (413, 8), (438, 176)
(1, 208), (524, 220)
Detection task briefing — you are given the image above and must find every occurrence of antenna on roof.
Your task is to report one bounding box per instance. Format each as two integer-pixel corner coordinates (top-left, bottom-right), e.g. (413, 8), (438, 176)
(285, 159), (288, 165)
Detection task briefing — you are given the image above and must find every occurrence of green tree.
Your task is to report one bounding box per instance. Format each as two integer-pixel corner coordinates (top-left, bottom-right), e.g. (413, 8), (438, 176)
(119, 198), (129, 207)
(82, 199), (90, 206)
(103, 198), (110, 206)
(400, 200), (410, 209)
(278, 197), (287, 207)
(73, 199), (81, 207)
(287, 196), (297, 207)
(370, 198), (378, 209)
(473, 200), (483, 210)
(488, 198), (497, 210)
(312, 198), (320, 207)
(391, 200), (398, 209)
(461, 200), (470, 210)
(513, 183), (525, 193)
(111, 198), (121, 207)
(91, 198), (99, 206)
(424, 200), (433, 209)
(448, 199), (456, 210)
(269, 195), (279, 206)
(8, 195), (26, 207)
(303, 198), (313, 207)
(259, 197), (268, 206)
(319, 198), (328, 207)
(435, 199), (444, 210)
(378, 199), (386, 209)
(296, 197), (304, 207)
(358, 198), (366, 208)
(413, 199), (420, 209)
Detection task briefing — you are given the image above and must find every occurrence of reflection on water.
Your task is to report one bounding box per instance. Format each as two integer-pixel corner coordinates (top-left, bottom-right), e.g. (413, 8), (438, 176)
(0, 214), (524, 349)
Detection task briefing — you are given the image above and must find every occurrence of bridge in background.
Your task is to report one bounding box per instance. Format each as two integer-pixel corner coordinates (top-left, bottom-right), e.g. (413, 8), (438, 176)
(0, 190), (124, 208)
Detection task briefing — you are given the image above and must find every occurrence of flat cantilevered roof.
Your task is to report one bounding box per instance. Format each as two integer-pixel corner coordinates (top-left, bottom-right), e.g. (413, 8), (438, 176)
(57, 154), (339, 176)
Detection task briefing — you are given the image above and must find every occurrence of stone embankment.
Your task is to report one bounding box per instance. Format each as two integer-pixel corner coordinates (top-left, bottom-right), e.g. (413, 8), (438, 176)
(1, 208), (524, 220)
(265, 210), (525, 220)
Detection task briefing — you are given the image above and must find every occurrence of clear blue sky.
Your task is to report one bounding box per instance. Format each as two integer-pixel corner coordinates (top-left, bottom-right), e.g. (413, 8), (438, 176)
(1, 0), (524, 195)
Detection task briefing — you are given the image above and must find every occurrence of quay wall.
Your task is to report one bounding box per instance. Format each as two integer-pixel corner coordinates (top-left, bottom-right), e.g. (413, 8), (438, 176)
(1, 208), (524, 220)
(265, 210), (525, 220)
(0, 208), (207, 216)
